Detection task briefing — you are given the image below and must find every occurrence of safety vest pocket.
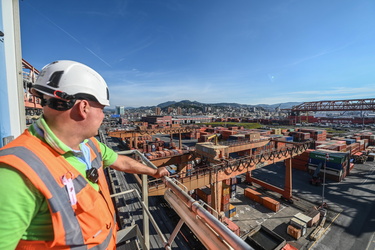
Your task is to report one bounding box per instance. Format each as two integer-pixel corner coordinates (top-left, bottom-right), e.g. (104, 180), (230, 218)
(74, 184), (113, 243)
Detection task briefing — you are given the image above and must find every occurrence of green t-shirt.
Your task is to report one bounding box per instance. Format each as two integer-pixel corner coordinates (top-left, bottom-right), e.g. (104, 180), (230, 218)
(0, 117), (118, 249)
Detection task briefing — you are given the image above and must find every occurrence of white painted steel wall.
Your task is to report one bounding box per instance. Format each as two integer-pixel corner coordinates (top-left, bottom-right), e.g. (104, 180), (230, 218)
(0, 0), (25, 147)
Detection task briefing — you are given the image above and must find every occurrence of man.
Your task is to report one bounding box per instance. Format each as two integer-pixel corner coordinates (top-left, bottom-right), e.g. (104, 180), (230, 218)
(0, 60), (169, 249)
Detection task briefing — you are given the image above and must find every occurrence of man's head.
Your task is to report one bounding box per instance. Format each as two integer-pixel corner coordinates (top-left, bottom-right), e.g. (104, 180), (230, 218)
(31, 60), (110, 111)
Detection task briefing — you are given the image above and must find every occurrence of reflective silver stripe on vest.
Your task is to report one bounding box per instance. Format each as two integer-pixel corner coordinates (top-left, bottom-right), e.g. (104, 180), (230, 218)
(0, 146), (111, 250)
(87, 139), (102, 170)
(90, 226), (113, 250)
(85, 139), (116, 250)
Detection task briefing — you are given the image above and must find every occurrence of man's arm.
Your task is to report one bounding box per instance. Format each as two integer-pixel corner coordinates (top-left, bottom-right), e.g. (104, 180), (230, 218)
(110, 154), (170, 178)
(0, 166), (47, 249)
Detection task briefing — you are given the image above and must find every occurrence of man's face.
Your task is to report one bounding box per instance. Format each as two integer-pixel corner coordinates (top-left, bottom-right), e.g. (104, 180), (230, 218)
(86, 101), (105, 135)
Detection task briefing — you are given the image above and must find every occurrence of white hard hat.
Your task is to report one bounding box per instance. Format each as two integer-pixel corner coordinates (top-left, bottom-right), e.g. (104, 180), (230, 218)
(31, 60), (110, 106)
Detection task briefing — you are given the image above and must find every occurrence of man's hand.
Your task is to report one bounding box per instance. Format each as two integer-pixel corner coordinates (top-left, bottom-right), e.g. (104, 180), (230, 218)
(152, 167), (170, 179)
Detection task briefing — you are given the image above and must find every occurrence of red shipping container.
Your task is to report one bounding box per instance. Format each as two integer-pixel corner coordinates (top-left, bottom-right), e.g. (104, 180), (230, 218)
(222, 194), (230, 204)
(244, 188), (262, 203)
(261, 196), (280, 212)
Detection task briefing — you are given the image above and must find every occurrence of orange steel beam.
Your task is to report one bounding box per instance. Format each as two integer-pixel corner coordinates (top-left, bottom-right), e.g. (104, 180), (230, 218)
(148, 141), (310, 196)
(108, 127), (196, 149)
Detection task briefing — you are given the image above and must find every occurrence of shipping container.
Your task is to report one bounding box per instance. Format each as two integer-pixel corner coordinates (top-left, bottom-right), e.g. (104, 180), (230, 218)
(196, 186), (211, 203)
(222, 194), (230, 205)
(287, 225), (301, 240)
(230, 177), (238, 185)
(309, 150), (349, 164)
(261, 197), (280, 212)
(222, 186), (230, 196)
(221, 202), (230, 212)
(244, 188), (262, 203)
(229, 204), (236, 217)
(305, 210), (320, 227)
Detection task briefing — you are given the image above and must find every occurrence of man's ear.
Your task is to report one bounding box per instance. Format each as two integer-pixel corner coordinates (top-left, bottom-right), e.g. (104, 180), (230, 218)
(77, 100), (90, 117)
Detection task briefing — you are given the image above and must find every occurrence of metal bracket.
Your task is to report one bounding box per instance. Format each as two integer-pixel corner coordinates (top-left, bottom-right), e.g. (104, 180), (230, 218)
(2, 136), (14, 146)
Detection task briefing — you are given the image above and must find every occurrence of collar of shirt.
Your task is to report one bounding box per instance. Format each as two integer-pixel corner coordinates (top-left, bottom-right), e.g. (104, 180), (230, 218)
(29, 116), (89, 158)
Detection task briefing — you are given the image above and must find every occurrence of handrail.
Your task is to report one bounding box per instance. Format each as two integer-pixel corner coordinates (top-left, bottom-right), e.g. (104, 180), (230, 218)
(163, 177), (252, 250)
(115, 149), (253, 249)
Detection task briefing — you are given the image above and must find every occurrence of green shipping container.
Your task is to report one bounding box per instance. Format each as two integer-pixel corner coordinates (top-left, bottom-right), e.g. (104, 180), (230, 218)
(309, 150), (348, 164)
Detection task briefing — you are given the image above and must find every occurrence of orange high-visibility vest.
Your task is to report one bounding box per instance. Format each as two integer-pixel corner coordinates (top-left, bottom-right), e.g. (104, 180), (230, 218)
(0, 130), (117, 250)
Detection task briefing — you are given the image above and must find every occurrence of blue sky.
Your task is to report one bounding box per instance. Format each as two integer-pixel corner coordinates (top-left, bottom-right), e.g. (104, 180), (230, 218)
(20, 0), (375, 108)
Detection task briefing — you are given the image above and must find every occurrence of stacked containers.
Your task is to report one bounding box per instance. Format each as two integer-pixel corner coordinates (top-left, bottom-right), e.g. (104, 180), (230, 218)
(357, 139), (365, 151)
(308, 150), (350, 182)
(289, 132), (311, 142)
(185, 162), (193, 177)
(222, 180), (231, 212)
(299, 129), (327, 141)
(360, 132), (375, 146)
(309, 150), (349, 170)
(315, 140), (347, 152)
(230, 177), (237, 197)
(229, 204), (236, 218)
(220, 130), (238, 140)
(346, 143), (360, 154)
(245, 132), (261, 141)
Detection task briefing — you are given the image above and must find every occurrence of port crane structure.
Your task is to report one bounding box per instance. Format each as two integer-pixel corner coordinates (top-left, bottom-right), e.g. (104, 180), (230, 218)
(290, 98), (375, 112)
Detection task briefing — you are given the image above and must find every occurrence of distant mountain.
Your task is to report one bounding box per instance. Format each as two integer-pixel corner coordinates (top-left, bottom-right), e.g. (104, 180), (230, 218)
(116, 100), (302, 110)
(157, 101), (177, 108)
(156, 100), (301, 110)
(256, 102), (301, 109)
(209, 102), (248, 107)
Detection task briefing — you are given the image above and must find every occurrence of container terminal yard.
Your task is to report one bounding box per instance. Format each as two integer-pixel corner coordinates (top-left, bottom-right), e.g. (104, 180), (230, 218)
(10, 59), (375, 249)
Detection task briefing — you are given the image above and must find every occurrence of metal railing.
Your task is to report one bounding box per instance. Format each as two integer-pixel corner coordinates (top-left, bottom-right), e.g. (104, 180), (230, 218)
(112, 149), (253, 250)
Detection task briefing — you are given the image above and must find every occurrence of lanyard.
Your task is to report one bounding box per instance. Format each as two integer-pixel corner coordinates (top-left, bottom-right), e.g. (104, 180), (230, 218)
(61, 172), (77, 206)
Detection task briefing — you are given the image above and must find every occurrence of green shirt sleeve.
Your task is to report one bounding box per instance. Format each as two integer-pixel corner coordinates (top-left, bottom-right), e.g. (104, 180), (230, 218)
(97, 139), (118, 167)
(0, 165), (53, 249)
